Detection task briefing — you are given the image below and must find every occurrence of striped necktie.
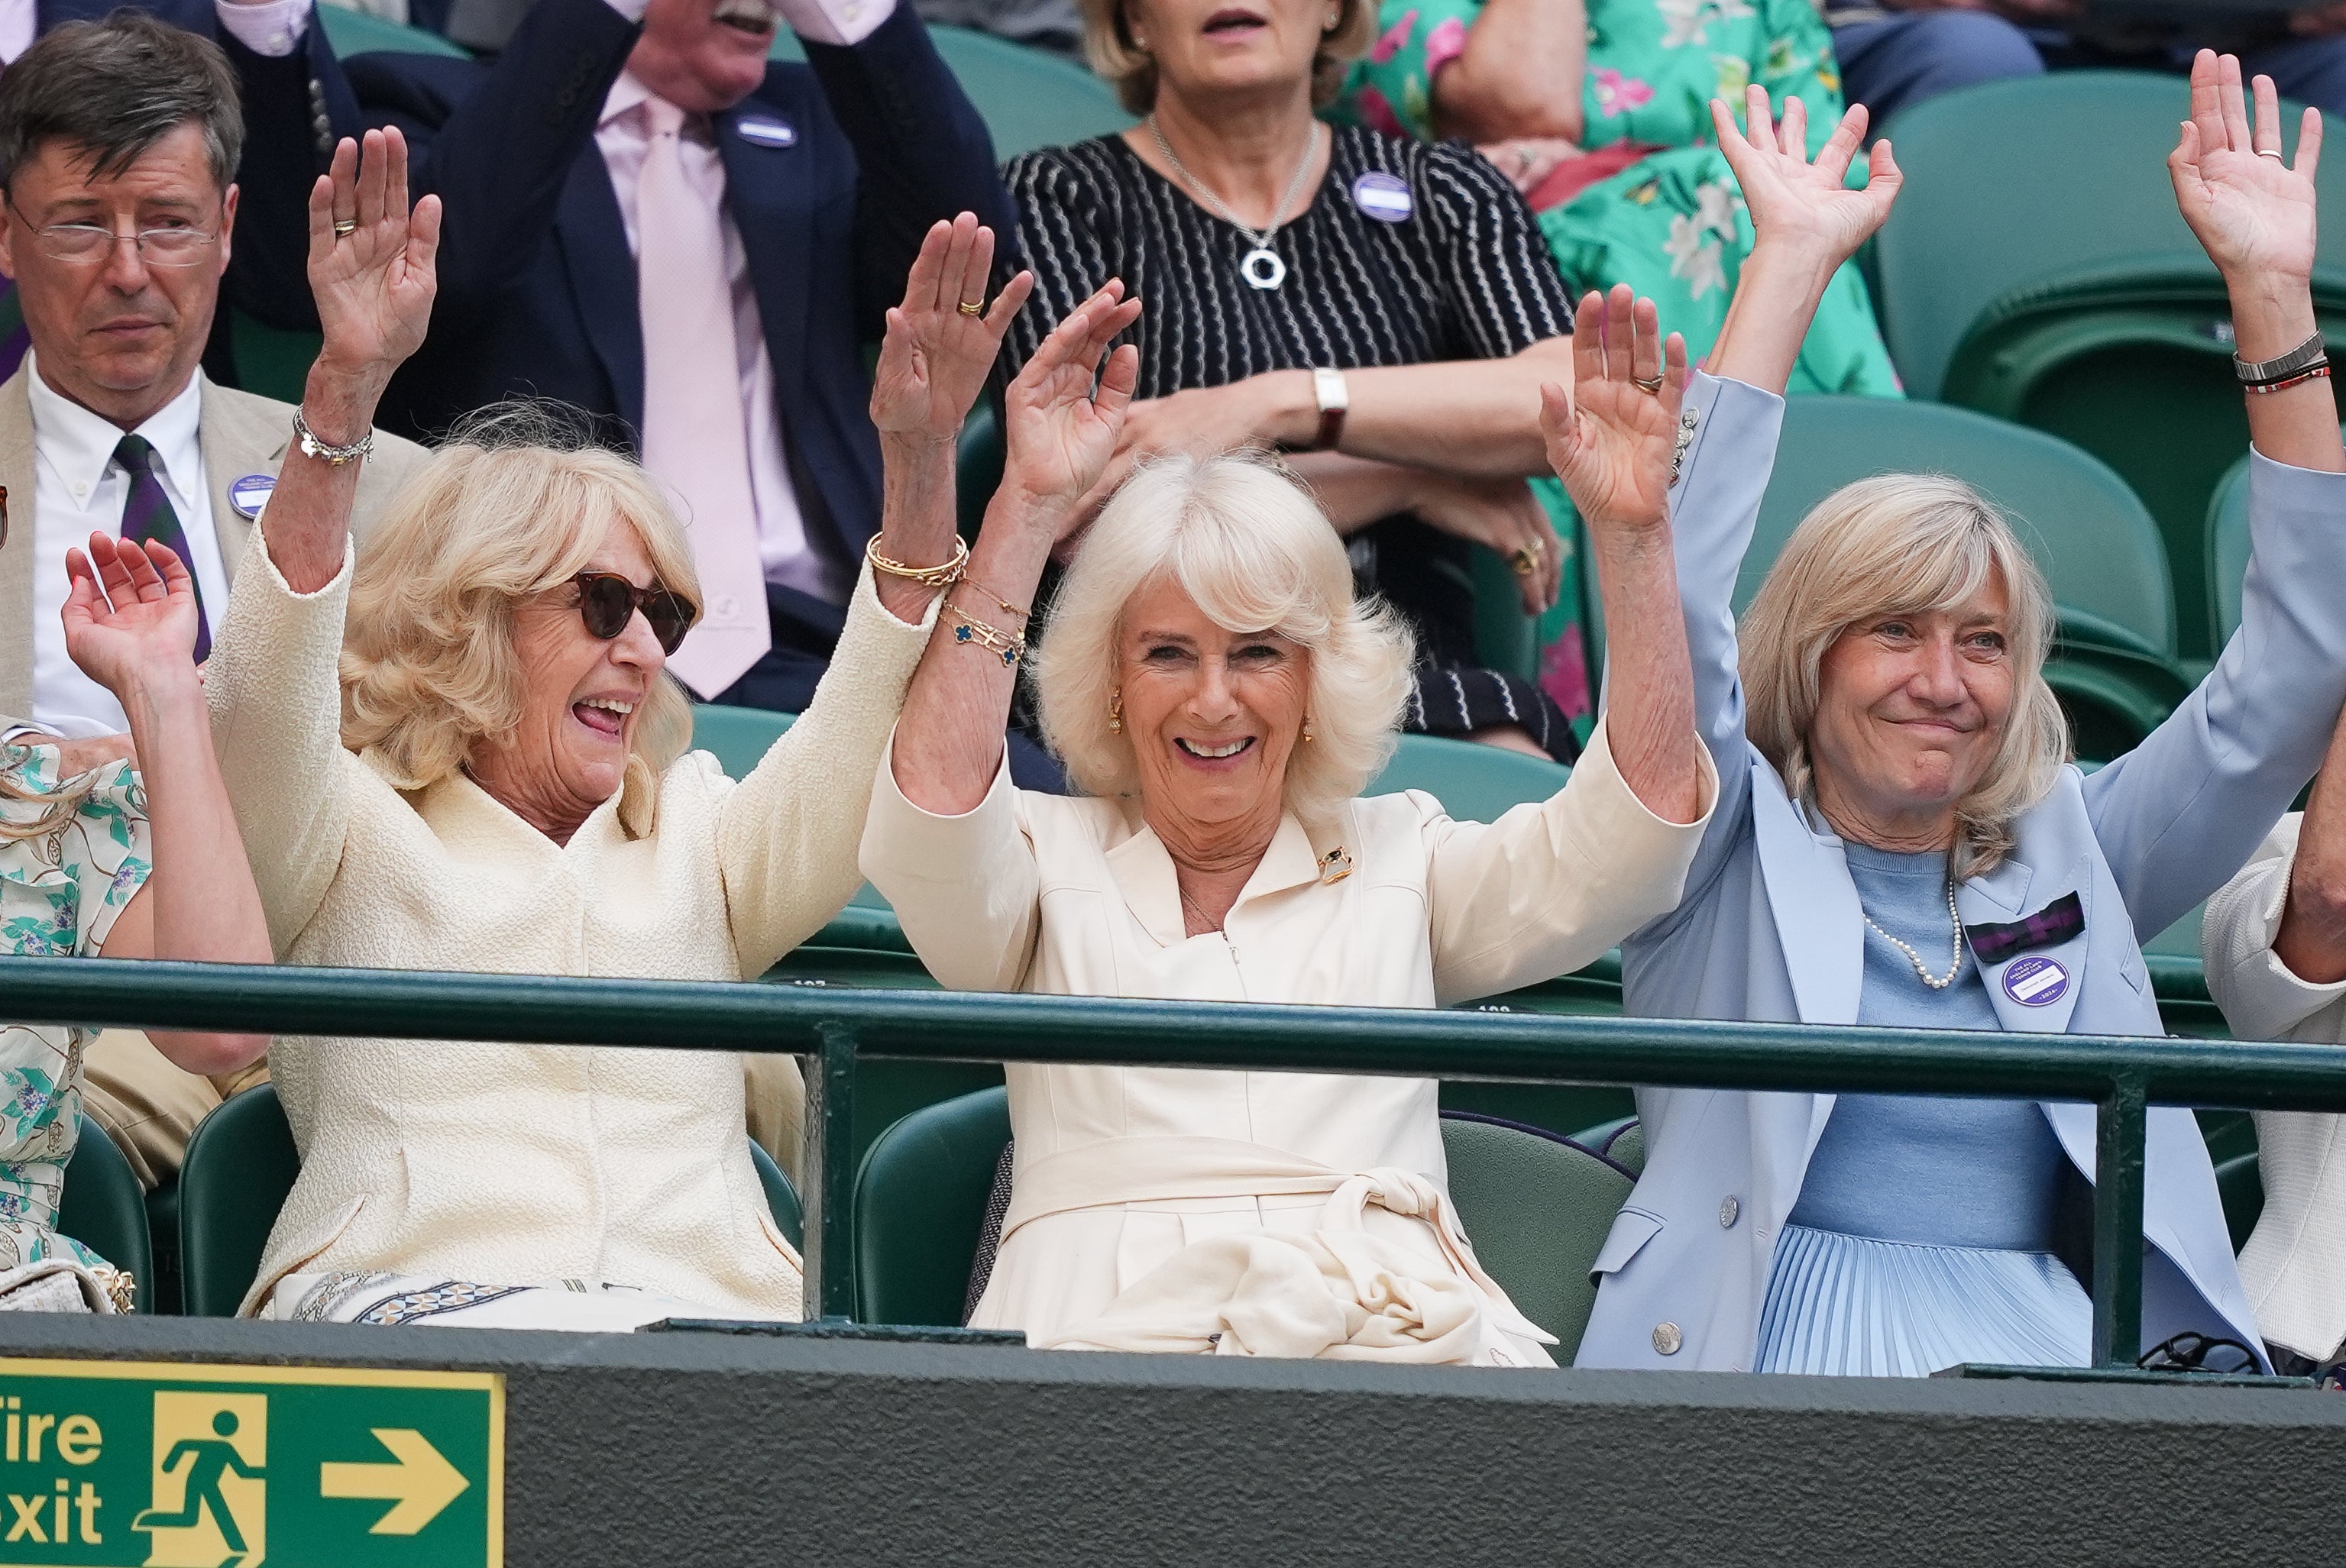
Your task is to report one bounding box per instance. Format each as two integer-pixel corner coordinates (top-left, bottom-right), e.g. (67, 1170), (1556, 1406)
(113, 433), (209, 662)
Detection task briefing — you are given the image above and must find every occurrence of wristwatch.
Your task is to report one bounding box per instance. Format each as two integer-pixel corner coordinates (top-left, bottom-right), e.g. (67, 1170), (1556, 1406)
(1311, 367), (1348, 451)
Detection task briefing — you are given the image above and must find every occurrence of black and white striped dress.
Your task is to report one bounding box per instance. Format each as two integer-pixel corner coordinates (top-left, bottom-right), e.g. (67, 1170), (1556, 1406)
(998, 126), (1580, 760)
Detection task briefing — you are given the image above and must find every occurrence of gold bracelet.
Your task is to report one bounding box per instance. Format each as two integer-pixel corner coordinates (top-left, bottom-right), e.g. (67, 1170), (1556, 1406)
(866, 534), (969, 588)
(946, 601), (1026, 667)
(956, 577), (1031, 624)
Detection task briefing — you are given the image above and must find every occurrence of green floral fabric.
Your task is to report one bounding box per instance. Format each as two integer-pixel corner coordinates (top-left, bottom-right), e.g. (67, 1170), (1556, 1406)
(0, 739), (150, 1273)
(1334, 0), (1901, 726)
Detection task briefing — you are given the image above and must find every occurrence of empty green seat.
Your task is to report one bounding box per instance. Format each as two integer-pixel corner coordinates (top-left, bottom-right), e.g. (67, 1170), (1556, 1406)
(2205, 454), (2254, 650)
(56, 1114), (154, 1313)
(315, 7), (471, 57)
(180, 1083), (800, 1317)
(854, 1085), (1013, 1328)
(1752, 396), (2184, 759)
(1370, 733), (1570, 820)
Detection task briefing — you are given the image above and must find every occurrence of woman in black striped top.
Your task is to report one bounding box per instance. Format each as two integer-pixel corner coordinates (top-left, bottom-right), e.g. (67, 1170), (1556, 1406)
(996, 0), (1586, 758)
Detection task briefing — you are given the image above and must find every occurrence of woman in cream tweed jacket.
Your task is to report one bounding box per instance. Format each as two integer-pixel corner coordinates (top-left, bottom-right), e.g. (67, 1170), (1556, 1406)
(207, 134), (1004, 1329)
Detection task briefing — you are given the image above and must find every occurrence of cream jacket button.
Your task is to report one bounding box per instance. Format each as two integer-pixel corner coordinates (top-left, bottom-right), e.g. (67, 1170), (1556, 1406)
(1719, 1195), (1739, 1228)
(1652, 1322), (1682, 1356)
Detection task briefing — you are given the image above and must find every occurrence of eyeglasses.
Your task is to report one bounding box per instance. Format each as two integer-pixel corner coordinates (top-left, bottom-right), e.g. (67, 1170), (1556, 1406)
(5, 196), (221, 266)
(572, 572), (697, 655)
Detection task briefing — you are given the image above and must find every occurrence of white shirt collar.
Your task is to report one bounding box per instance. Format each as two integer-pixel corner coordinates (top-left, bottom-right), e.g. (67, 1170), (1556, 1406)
(25, 351), (205, 502)
(600, 70), (661, 132)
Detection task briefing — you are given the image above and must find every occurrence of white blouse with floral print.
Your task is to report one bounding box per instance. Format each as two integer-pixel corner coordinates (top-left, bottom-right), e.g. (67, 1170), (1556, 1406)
(0, 734), (149, 1272)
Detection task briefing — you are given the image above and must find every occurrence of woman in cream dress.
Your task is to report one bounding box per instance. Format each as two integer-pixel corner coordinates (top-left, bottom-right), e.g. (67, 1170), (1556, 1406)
(207, 133), (996, 1329)
(862, 273), (1715, 1363)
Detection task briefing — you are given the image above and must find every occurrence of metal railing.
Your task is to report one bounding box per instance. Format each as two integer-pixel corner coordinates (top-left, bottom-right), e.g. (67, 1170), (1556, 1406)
(11, 954), (2346, 1368)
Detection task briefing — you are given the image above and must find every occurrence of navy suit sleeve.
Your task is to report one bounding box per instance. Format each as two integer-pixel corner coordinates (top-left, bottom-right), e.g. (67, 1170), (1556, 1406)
(345, 0), (639, 308)
(800, 6), (1014, 335)
(217, 24), (367, 331)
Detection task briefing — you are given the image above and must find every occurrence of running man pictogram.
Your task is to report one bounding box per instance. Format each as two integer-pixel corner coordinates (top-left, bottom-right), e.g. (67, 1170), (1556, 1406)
(134, 1408), (267, 1566)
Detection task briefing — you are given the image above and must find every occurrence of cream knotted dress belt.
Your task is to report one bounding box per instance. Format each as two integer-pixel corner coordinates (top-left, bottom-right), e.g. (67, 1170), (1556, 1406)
(1001, 1136), (1557, 1363)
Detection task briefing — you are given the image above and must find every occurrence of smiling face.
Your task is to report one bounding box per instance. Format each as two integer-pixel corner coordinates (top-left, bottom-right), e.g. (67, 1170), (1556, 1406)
(1806, 571), (2017, 852)
(1117, 573), (1310, 852)
(467, 522), (671, 845)
(629, 0), (778, 115)
(1124, 0), (1332, 103)
(0, 121), (233, 429)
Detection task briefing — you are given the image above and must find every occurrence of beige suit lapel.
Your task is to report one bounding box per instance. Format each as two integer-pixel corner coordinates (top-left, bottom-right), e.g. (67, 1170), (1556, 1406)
(0, 369), (39, 717)
(196, 375), (294, 583)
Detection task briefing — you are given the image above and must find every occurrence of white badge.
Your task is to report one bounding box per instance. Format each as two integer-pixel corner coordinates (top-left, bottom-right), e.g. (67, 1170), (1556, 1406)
(228, 473), (275, 519)
(736, 118), (797, 149)
(1350, 171), (1413, 223)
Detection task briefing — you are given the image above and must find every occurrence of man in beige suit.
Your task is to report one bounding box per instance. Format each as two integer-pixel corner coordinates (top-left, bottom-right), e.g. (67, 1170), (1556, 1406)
(0, 17), (426, 1187)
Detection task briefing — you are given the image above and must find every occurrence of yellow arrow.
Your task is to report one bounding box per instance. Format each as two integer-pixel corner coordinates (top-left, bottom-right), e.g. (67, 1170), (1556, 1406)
(319, 1427), (471, 1534)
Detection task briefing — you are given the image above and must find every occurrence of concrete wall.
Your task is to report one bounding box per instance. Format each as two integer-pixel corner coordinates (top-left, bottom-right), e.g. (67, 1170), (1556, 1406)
(5, 1315), (2338, 1566)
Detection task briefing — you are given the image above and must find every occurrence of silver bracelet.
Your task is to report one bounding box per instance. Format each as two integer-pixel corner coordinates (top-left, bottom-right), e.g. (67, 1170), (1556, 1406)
(2234, 330), (2328, 386)
(292, 407), (376, 466)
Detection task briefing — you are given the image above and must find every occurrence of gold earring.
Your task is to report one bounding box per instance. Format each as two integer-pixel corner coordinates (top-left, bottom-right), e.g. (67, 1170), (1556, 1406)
(1302, 716), (1315, 742)
(1108, 689), (1124, 734)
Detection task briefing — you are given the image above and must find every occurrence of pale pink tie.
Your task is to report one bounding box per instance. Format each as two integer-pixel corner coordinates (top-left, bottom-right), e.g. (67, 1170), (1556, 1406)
(634, 96), (770, 697)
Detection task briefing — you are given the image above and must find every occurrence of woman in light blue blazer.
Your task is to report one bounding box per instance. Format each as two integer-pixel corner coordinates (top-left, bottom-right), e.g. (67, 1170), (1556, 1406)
(1578, 57), (2346, 1376)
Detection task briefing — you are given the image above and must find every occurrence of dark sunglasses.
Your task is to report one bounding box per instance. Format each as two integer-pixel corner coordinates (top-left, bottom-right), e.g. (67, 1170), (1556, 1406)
(572, 572), (697, 655)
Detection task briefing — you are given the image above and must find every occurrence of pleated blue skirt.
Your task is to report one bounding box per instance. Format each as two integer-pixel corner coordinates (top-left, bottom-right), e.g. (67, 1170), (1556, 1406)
(1753, 1224), (2092, 1377)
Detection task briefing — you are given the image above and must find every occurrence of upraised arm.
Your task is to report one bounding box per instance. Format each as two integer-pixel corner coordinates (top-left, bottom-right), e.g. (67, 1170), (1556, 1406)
(2086, 57), (2346, 936)
(63, 535), (270, 1077)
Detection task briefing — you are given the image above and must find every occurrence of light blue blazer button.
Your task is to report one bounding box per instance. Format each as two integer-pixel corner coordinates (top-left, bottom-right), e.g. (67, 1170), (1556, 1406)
(1719, 1195), (1740, 1229)
(1652, 1322), (1683, 1356)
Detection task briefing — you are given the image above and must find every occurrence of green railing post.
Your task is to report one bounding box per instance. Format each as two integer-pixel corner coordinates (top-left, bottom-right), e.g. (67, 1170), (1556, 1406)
(799, 1021), (859, 1323)
(2092, 1075), (2148, 1368)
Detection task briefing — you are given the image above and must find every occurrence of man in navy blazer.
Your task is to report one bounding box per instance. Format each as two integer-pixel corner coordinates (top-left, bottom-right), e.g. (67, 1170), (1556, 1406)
(280, 0), (1040, 771)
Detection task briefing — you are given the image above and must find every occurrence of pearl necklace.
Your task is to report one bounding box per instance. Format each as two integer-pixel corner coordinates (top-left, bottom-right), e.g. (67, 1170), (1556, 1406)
(1859, 877), (1966, 990)
(1147, 115), (1323, 291)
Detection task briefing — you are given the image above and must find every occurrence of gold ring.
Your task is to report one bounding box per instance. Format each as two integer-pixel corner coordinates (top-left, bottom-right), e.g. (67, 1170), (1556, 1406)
(333, 219), (358, 236)
(1509, 546), (1541, 577)
(1633, 372), (1665, 394)
(957, 299), (985, 317)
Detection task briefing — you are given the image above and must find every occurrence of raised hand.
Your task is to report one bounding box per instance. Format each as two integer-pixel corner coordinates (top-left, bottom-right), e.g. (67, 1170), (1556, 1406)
(1709, 86), (1900, 269)
(2170, 50), (2320, 285)
(62, 534), (201, 700)
(998, 283), (1144, 517)
(308, 127), (441, 387)
(1541, 287), (1689, 537)
(872, 214), (1036, 441)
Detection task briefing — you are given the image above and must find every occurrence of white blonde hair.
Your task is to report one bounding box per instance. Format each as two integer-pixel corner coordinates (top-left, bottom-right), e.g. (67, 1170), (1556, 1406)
(1739, 474), (2068, 881)
(1034, 451), (1414, 821)
(339, 404), (700, 794)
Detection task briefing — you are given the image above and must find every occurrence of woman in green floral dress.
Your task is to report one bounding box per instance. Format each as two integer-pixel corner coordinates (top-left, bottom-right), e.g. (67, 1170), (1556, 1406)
(1335, 0), (1900, 729)
(0, 532), (272, 1310)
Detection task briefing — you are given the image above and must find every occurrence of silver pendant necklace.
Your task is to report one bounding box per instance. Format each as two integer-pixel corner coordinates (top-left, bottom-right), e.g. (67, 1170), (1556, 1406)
(1147, 115), (1323, 291)
(1859, 876), (1966, 991)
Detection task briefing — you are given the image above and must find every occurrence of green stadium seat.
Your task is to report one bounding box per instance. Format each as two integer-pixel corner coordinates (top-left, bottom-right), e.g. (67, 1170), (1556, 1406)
(772, 24), (1128, 161)
(853, 1084), (1011, 1327)
(1752, 396), (2186, 759)
(1438, 1111), (1639, 1358)
(1872, 73), (2346, 658)
(57, 1114), (154, 1313)
(180, 1082), (801, 1316)
(179, 1084), (299, 1317)
(1369, 732), (1570, 820)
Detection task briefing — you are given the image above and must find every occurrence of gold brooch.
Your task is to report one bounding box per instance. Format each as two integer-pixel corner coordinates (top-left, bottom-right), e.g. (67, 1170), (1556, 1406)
(1318, 847), (1353, 884)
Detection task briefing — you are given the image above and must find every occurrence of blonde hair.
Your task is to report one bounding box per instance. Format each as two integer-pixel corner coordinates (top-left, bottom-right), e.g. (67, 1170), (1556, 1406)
(1076, 0), (1376, 113)
(0, 767), (95, 844)
(1035, 451), (1413, 821)
(1739, 474), (2068, 881)
(338, 404), (700, 796)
